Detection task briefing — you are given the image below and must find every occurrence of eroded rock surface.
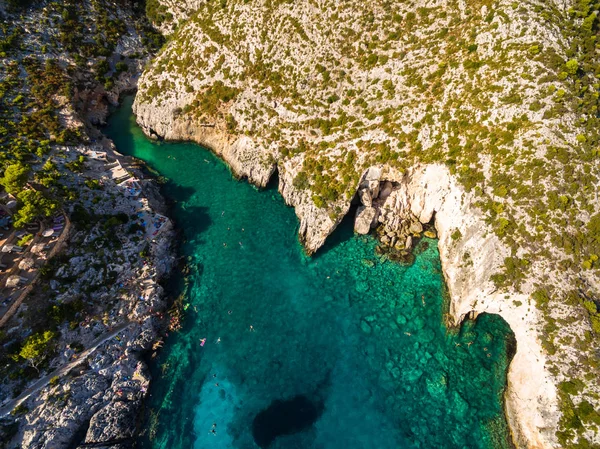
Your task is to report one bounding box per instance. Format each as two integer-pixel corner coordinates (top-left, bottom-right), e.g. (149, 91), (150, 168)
(131, 0), (600, 446)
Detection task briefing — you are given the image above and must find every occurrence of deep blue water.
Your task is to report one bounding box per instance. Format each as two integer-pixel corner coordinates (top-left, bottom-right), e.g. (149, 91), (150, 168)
(105, 97), (514, 449)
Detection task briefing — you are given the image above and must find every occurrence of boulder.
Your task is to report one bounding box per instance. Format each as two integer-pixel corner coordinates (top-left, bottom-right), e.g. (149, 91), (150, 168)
(359, 188), (372, 206)
(364, 166), (382, 182)
(409, 220), (423, 234)
(405, 235), (413, 250)
(85, 400), (140, 443)
(354, 206), (377, 234)
(368, 180), (380, 199)
(424, 230), (437, 239)
(379, 181), (393, 201)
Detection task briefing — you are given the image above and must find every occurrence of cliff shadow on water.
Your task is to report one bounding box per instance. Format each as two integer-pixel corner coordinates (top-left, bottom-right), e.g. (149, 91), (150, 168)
(105, 97), (517, 449)
(313, 202), (359, 260)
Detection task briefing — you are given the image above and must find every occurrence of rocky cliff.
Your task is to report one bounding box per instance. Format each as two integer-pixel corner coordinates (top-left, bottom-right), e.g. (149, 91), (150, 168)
(138, 95), (563, 445)
(355, 163), (559, 448)
(0, 1), (176, 448)
(134, 0), (600, 446)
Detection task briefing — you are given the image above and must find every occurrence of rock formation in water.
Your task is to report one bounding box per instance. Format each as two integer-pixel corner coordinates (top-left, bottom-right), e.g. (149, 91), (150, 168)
(134, 0), (600, 447)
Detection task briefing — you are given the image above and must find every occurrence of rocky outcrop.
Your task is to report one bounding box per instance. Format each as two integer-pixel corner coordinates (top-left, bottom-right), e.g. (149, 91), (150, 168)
(278, 160), (350, 253)
(365, 164), (559, 447)
(84, 400), (139, 444)
(135, 106), (275, 188)
(354, 207), (377, 234)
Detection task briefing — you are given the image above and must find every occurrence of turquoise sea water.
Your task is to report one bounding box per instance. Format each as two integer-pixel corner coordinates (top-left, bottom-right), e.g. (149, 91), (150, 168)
(105, 97), (515, 449)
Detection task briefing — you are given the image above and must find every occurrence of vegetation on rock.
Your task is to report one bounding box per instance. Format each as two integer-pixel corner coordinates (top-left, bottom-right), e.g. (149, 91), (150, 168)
(137, 0), (600, 445)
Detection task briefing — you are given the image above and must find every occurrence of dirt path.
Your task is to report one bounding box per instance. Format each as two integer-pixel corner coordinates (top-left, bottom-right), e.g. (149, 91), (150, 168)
(0, 322), (132, 417)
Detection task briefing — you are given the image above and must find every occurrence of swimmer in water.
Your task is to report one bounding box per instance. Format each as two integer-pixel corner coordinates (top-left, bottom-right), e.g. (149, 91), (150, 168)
(200, 338), (206, 347)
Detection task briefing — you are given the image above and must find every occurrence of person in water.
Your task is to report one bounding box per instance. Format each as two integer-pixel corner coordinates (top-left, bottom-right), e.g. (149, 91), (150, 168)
(200, 338), (206, 347)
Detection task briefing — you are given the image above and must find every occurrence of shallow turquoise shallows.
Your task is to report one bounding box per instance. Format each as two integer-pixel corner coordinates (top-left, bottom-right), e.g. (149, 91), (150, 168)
(105, 97), (514, 449)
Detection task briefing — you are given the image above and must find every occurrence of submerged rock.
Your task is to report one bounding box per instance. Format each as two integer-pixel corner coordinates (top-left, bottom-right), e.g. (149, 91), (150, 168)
(388, 251), (416, 266)
(360, 319), (372, 334)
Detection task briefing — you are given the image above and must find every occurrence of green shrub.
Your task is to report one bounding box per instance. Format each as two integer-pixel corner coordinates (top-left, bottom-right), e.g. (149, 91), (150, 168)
(451, 229), (462, 240)
(10, 404), (29, 416)
(293, 171), (309, 190)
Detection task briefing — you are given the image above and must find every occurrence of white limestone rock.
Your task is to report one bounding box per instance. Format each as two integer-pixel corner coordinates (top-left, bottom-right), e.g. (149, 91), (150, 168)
(354, 206), (378, 235)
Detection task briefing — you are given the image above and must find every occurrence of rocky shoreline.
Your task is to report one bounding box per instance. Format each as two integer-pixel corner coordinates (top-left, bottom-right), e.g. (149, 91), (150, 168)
(0, 2), (182, 447)
(3, 0), (597, 446)
(1, 104), (180, 448)
(132, 0), (600, 444)
(133, 105), (559, 448)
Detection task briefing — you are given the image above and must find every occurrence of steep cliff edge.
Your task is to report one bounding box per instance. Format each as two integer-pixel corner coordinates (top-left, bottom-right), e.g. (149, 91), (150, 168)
(135, 0), (600, 446)
(371, 164), (559, 448)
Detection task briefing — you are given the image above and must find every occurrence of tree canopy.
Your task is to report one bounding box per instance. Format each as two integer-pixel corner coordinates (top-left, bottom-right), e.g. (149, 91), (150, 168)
(0, 162), (29, 194)
(18, 330), (56, 372)
(13, 189), (58, 228)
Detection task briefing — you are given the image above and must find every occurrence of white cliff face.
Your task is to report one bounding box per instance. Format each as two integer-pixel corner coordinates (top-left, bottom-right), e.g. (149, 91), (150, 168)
(134, 104), (275, 187)
(372, 164), (559, 448)
(134, 101), (351, 253)
(278, 158), (351, 253)
(133, 0), (600, 445)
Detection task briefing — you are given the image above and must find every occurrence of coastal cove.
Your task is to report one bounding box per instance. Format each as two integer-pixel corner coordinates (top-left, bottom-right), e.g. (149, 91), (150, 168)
(106, 97), (515, 449)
